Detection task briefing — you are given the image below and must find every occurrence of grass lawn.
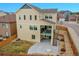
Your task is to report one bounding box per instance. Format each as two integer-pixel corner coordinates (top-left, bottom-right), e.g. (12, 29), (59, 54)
(0, 40), (35, 54)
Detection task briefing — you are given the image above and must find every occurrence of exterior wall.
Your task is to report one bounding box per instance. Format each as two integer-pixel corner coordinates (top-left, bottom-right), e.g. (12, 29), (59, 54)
(0, 22), (17, 38)
(10, 22), (17, 36)
(0, 23), (11, 38)
(0, 23), (3, 36)
(16, 9), (56, 43)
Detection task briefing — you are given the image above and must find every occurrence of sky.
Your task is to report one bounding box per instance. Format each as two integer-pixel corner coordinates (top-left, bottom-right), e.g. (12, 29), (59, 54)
(0, 3), (79, 12)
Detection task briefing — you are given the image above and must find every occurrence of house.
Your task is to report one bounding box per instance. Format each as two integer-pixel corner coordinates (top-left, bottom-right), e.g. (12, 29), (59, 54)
(16, 4), (57, 45)
(0, 13), (17, 40)
(69, 12), (79, 23)
(58, 11), (71, 23)
(69, 14), (76, 22)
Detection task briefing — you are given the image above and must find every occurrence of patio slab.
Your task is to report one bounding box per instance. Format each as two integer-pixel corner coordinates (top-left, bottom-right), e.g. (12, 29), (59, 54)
(28, 39), (59, 55)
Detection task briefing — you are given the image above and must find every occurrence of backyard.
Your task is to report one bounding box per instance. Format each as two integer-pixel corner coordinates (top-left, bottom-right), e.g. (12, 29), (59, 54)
(0, 40), (35, 55)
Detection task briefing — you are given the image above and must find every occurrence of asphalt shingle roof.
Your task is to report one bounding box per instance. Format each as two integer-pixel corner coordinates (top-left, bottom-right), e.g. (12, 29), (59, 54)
(20, 3), (57, 13)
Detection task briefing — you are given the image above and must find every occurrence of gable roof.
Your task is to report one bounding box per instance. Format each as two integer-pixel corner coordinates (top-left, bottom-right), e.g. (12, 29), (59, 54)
(20, 4), (32, 9)
(17, 3), (57, 13)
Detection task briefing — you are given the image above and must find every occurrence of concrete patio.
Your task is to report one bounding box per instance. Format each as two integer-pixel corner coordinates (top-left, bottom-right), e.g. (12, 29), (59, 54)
(28, 39), (59, 55)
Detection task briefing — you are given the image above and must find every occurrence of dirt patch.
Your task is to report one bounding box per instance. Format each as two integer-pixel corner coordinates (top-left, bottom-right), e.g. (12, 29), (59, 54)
(0, 40), (34, 55)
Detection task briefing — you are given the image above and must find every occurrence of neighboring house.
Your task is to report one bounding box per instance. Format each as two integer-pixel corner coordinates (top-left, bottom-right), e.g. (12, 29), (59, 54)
(57, 11), (65, 24)
(0, 13), (17, 40)
(58, 11), (71, 23)
(69, 12), (79, 23)
(0, 10), (9, 16)
(69, 14), (76, 22)
(16, 4), (57, 45)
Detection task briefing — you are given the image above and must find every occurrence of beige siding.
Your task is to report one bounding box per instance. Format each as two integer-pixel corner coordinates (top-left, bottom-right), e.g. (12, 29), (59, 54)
(16, 8), (57, 44)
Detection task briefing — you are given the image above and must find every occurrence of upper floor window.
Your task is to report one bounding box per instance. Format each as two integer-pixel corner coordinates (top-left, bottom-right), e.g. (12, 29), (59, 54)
(35, 15), (37, 20)
(30, 15), (32, 20)
(49, 16), (52, 19)
(29, 25), (37, 30)
(45, 16), (48, 19)
(24, 15), (26, 20)
(19, 15), (21, 20)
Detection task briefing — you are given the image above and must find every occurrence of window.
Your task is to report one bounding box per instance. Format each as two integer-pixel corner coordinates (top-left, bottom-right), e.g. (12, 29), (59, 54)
(6, 24), (8, 28)
(48, 26), (52, 28)
(30, 26), (33, 30)
(24, 15), (26, 20)
(30, 15), (32, 20)
(49, 16), (52, 19)
(34, 26), (37, 30)
(20, 25), (22, 29)
(45, 16), (48, 19)
(29, 25), (37, 30)
(19, 15), (21, 20)
(32, 35), (35, 39)
(2, 23), (5, 28)
(2, 23), (8, 29)
(35, 15), (37, 20)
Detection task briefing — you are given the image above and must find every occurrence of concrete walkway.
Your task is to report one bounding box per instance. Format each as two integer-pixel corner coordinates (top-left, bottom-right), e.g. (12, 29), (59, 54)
(28, 39), (59, 55)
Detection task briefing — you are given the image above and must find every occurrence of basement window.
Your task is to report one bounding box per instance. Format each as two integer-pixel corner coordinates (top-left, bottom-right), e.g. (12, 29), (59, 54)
(32, 35), (35, 39)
